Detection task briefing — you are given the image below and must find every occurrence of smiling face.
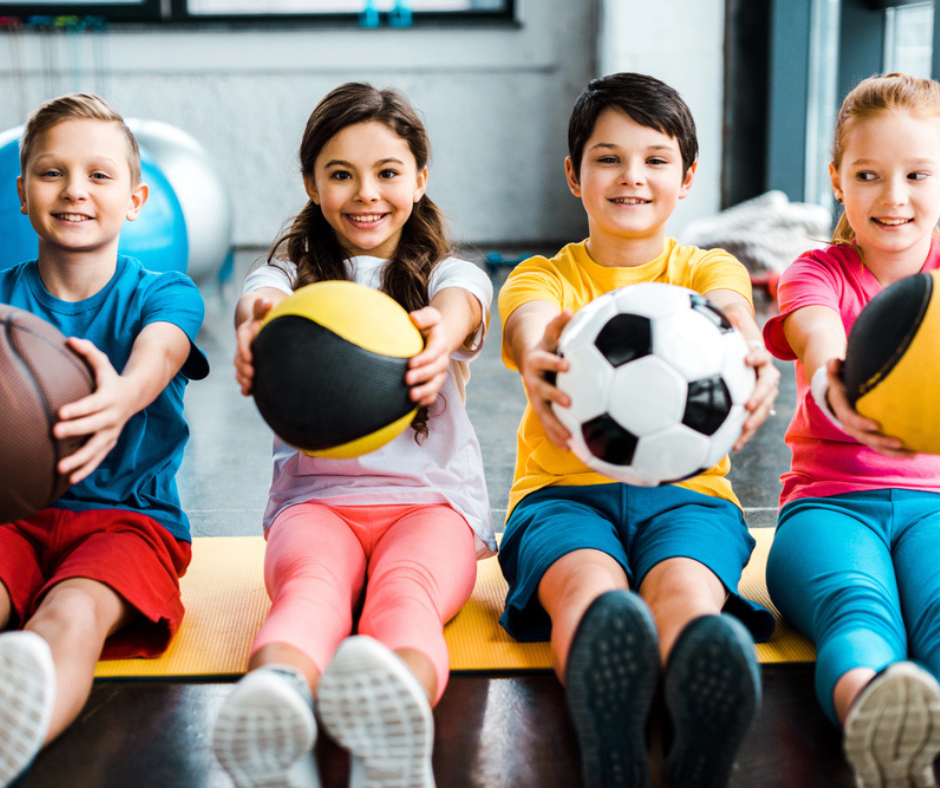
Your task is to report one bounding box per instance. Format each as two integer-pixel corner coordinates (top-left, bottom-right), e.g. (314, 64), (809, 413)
(17, 118), (146, 263)
(304, 120), (428, 261)
(565, 108), (695, 265)
(831, 110), (940, 266)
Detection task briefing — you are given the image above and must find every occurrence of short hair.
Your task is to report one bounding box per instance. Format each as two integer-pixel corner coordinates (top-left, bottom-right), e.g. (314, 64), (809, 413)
(19, 93), (141, 184)
(567, 72), (698, 179)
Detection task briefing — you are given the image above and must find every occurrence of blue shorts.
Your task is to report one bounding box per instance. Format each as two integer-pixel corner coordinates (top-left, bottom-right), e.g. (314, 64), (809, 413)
(497, 483), (774, 643)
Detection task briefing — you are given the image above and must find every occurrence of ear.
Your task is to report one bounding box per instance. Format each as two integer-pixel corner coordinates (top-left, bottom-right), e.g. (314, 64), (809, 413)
(565, 157), (582, 198)
(126, 182), (149, 222)
(16, 176), (27, 215)
(303, 173), (320, 205)
(413, 166), (428, 203)
(677, 161), (697, 200)
(829, 162), (842, 203)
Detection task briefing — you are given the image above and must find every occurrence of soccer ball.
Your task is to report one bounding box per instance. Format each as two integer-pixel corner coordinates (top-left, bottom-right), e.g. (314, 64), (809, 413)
(552, 283), (755, 486)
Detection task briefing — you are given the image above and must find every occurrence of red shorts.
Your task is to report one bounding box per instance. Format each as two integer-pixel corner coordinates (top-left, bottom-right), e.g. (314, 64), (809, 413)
(0, 508), (191, 659)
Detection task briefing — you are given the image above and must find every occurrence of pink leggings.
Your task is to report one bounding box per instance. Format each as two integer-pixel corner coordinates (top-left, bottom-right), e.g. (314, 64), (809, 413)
(251, 501), (478, 704)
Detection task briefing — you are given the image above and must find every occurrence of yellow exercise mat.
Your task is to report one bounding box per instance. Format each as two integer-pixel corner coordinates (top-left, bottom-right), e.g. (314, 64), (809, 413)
(94, 529), (813, 679)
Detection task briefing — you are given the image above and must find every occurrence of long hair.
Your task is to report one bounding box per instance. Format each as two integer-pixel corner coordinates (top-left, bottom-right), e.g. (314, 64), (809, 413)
(268, 82), (451, 440)
(831, 73), (940, 245)
(20, 93), (141, 184)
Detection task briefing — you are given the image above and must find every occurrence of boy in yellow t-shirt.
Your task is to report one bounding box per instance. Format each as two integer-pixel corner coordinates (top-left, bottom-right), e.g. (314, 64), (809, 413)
(497, 72), (780, 788)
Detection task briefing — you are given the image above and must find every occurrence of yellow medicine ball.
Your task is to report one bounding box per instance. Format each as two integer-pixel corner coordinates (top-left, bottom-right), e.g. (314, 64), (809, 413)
(251, 281), (425, 458)
(843, 270), (940, 453)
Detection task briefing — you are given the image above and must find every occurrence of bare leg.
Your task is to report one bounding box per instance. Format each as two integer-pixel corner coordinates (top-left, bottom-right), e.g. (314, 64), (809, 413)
(249, 642), (321, 694)
(25, 577), (133, 743)
(536, 549), (629, 681)
(834, 667), (877, 725)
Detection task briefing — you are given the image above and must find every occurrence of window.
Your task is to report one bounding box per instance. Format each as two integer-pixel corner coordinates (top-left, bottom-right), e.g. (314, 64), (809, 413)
(0, 0), (513, 25)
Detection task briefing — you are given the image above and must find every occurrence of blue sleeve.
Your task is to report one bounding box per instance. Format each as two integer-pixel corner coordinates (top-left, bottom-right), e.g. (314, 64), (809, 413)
(140, 272), (210, 380)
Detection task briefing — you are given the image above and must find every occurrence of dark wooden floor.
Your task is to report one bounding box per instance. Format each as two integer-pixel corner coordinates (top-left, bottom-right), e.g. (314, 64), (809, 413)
(11, 254), (891, 788)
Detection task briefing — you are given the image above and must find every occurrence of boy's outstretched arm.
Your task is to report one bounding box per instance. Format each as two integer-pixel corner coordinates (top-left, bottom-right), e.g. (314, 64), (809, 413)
(53, 322), (194, 484)
(705, 288), (780, 450)
(782, 303), (912, 458)
(407, 286), (484, 406)
(503, 300), (573, 448)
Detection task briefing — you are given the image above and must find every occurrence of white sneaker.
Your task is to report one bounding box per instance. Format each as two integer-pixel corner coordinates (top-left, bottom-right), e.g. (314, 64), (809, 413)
(844, 661), (940, 788)
(212, 665), (319, 788)
(0, 631), (56, 787)
(317, 636), (435, 788)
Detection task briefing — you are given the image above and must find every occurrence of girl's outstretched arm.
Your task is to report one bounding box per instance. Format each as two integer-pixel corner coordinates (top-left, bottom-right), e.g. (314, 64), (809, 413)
(406, 286), (484, 406)
(233, 287), (288, 396)
(783, 303), (913, 458)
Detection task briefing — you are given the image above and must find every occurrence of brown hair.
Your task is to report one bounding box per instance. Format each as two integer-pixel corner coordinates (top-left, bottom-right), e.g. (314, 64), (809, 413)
(267, 82), (452, 440)
(20, 93), (141, 184)
(831, 73), (940, 244)
(567, 72), (698, 180)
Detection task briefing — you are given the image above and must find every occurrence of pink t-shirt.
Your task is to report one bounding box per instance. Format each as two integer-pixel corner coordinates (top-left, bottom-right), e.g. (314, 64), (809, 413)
(763, 240), (940, 507)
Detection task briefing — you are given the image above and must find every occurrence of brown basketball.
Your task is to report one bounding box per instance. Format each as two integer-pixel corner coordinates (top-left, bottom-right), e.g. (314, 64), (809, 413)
(0, 304), (95, 522)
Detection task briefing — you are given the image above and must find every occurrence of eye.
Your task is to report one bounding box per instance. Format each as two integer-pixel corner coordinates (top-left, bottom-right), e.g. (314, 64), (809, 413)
(596, 155), (619, 165)
(855, 171), (877, 182)
(90, 172), (111, 181)
(909, 171), (928, 181)
(40, 169), (62, 178)
(378, 168), (399, 179)
(647, 157), (668, 166)
(330, 170), (352, 181)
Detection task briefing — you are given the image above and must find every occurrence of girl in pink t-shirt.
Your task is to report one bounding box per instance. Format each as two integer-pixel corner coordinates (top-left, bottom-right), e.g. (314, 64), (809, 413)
(763, 73), (940, 788)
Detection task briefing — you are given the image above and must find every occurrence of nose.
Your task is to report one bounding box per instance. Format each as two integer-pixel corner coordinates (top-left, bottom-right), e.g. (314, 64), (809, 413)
(881, 174), (907, 207)
(620, 160), (646, 187)
(355, 176), (380, 202)
(61, 175), (88, 202)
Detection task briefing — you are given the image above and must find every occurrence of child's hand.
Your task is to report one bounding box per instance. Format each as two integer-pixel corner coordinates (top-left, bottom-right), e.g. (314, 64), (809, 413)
(733, 338), (781, 451)
(53, 337), (135, 484)
(407, 306), (449, 406)
(234, 297), (274, 396)
(825, 358), (915, 458)
(519, 311), (573, 449)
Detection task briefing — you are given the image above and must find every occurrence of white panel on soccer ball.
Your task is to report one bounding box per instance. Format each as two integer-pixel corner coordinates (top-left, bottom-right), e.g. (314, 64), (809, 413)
(631, 425), (711, 483)
(654, 310), (725, 381)
(553, 343), (613, 441)
(612, 282), (694, 322)
(606, 356), (686, 437)
(701, 403), (748, 468)
(589, 454), (660, 487)
(717, 332), (757, 404)
(562, 292), (619, 350)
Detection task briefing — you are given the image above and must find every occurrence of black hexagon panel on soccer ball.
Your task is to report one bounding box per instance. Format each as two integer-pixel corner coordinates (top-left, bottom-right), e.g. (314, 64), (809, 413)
(683, 375), (733, 435)
(689, 294), (733, 333)
(594, 314), (653, 367)
(582, 413), (639, 466)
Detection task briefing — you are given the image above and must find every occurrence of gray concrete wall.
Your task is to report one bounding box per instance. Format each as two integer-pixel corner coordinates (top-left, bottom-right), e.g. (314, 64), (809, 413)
(0, 0), (729, 249)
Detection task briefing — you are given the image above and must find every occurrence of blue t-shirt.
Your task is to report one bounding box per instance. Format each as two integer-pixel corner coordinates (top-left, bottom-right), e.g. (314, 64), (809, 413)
(0, 256), (209, 541)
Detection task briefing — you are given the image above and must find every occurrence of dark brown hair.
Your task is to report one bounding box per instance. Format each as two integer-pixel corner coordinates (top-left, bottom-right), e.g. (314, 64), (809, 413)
(567, 72), (698, 180)
(267, 82), (451, 440)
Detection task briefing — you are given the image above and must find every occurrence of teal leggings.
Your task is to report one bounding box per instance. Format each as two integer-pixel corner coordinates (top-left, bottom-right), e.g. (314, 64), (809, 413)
(766, 489), (940, 725)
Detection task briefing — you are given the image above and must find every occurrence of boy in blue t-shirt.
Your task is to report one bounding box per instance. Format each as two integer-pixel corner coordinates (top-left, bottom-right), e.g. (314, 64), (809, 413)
(0, 93), (209, 786)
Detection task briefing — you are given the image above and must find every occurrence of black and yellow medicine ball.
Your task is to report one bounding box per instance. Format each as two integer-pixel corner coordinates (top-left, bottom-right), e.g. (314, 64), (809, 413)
(252, 281), (425, 458)
(843, 269), (940, 453)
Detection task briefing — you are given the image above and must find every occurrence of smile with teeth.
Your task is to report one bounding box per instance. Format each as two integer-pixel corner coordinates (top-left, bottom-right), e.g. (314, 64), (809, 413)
(611, 197), (650, 204)
(346, 213), (387, 224)
(873, 217), (912, 226)
(54, 213), (91, 222)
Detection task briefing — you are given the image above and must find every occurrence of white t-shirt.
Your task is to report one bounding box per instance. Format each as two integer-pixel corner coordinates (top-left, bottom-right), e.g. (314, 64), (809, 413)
(244, 255), (497, 558)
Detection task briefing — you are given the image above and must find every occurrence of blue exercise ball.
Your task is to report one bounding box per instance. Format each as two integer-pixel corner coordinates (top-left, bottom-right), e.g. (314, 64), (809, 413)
(0, 126), (188, 274)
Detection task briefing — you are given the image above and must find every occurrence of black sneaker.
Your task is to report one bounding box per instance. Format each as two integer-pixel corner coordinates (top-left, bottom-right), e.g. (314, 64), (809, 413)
(565, 589), (660, 788)
(663, 614), (760, 788)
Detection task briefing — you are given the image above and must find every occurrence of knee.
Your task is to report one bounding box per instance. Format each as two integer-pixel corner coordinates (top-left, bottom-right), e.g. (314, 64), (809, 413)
(30, 583), (113, 639)
(640, 558), (721, 615)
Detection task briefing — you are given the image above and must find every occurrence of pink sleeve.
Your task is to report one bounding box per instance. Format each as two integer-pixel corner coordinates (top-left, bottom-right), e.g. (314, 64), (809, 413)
(763, 250), (842, 360)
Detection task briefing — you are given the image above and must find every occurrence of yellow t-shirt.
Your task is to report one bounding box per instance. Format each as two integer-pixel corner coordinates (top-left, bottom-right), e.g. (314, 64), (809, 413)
(497, 238), (754, 517)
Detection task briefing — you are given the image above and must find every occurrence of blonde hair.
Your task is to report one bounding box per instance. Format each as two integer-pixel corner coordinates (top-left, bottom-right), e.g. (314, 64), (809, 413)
(20, 93), (141, 184)
(831, 73), (940, 244)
